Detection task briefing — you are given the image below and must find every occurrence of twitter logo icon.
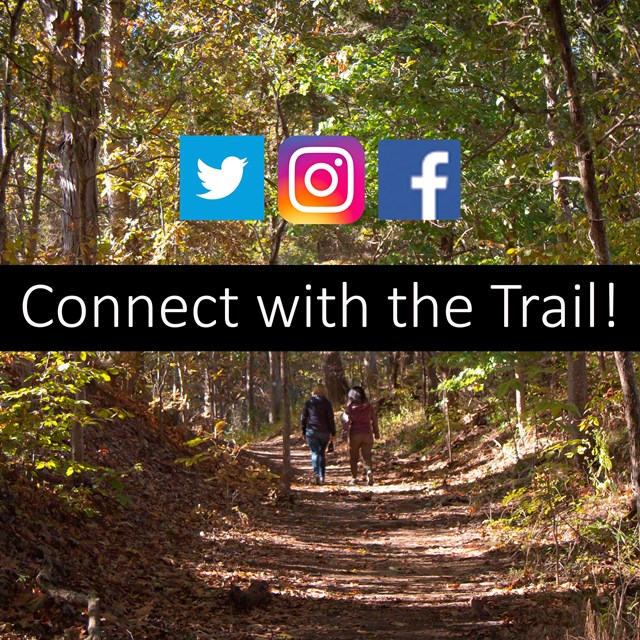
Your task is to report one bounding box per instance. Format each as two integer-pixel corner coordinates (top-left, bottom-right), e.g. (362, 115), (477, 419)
(197, 157), (247, 200)
(180, 136), (264, 220)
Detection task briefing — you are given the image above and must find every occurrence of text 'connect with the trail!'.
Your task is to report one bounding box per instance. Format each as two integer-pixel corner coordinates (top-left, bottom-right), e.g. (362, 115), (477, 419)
(3, 265), (627, 351)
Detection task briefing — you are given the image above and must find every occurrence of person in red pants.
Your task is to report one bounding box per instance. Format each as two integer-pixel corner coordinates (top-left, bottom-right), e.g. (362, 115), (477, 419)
(341, 386), (379, 486)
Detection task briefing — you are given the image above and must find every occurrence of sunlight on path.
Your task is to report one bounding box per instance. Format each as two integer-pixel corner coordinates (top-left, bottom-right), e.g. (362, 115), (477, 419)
(242, 436), (538, 639)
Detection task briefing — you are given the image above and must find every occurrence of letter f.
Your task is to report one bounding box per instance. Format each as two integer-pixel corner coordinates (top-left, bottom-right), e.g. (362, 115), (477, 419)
(411, 151), (449, 220)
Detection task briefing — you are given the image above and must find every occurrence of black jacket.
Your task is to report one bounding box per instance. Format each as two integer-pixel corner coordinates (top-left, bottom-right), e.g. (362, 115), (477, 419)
(301, 395), (336, 438)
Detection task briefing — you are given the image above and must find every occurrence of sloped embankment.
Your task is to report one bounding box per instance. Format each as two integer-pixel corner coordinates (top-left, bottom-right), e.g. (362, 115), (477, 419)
(0, 387), (276, 639)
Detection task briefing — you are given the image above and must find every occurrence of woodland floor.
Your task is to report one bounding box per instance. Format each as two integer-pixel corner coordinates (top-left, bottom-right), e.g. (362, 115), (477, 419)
(240, 438), (583, 640)
(1, 412), (588, 640)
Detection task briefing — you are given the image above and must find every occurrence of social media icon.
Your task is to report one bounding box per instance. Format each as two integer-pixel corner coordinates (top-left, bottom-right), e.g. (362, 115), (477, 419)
(197, 157), (247, 200)
(378, 140), (461, 221)
(180, 136), (264, 220)
(278, 136), (365, 224)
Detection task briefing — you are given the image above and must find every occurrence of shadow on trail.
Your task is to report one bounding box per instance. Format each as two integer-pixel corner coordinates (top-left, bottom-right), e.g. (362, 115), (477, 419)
(234, 436), (585, 640)
(222, 587), (586, 640)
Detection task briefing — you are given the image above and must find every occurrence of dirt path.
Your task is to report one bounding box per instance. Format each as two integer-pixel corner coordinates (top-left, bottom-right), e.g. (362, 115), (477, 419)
(220, 437), (581, 640)
(1, 424), (584, 640)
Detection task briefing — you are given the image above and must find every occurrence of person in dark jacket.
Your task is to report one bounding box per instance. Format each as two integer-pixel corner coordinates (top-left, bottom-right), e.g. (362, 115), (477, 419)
(301, 384), (336, 485)
(341, 386), (379, 486)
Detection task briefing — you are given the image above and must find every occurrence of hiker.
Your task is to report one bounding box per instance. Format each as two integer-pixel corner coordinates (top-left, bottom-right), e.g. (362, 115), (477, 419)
(300, 384), (336, 485)
(341, 386), (379, 486)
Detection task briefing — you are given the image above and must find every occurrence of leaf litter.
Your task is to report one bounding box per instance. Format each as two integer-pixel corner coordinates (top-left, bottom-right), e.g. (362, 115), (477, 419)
(1, 399), (588, 639)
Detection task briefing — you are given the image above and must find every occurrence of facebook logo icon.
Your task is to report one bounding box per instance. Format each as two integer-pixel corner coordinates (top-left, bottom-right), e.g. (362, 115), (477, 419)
(378, 140), (461, 221)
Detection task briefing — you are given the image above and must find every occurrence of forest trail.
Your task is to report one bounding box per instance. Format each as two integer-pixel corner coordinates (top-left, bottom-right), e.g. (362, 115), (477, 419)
(0, 417), (584, 640)
(235, 437), (579, 640)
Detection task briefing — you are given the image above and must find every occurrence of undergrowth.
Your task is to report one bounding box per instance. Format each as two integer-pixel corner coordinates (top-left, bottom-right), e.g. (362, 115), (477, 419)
(374, 371), (640, 640)
(376, 389), (458, 456)
(571, 598), (640, 640)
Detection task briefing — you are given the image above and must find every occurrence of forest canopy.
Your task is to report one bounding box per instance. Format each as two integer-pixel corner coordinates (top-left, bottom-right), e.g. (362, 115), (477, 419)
(0, 0), (638, 267)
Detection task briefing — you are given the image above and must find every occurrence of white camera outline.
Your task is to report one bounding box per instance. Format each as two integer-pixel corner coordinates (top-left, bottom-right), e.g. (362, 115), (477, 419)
(288, 146), (354, 213)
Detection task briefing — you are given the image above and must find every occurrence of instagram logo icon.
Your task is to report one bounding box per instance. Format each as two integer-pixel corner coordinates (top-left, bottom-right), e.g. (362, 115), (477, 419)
(278, 136), (365, 224)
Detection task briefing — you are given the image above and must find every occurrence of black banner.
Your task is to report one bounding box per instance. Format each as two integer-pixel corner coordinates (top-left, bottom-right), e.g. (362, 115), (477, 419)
(0, 265), (633, 350)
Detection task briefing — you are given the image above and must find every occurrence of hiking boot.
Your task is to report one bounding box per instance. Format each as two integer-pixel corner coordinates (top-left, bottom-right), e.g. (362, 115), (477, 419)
(313, 474), (321, 486)
(366, 470), (374, 486)
(348, 477), (357, 485)
(319, 476), (326, 485)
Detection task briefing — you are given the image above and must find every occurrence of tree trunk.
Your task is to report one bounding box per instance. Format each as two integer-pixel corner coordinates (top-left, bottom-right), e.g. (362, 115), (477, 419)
(0, 0), (26, 264)
(420, 352), (428, 411)
(546, 0), (610, 266)
(268, 351), (281, 424)
(597, 352), (607, 377)
(424, 351), (439, 409)
(203, 366), (212, 420)
(541, 50), (572, 232)
(547, 0), (640, 524)
(103, 0), (130, 230)
(323, 351), (348, 406)
(567, 352), (589, 437)
(14, 155), (27, 237)
(280, 351), (292, 495)
(566, 352), (596, 472)
(614, 352), (640, 518)
(176, 354), (185, 424)
(389, 352), (401, 389)
(157, 386), (164, 443)
(514, 358), (526, 438)
(442, 374), (452, 464)
(40, 0), (102, 265)
(155, 352), (165, 443)
(542, 24), (594, 469)
(269, 219), (287, 265)
(209, 352), (218, 421)
(26, 64), (53, 262)
(364, 351), (378, 390)
(245, 351), (255, 432)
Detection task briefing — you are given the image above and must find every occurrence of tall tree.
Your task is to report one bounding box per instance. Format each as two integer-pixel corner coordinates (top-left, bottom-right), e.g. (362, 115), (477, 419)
(245, 351), (255, 432)
(364, 351), (378, 390)
(39, 0), (102, 264)
(423, 352), (439, 409)
(280, 351), (292, 495)
(268, 351), (281, 424)
(323, 351), (348, 406)
(26, 62), (53, 263)
(203, 365), (212, 420)
(546, 0), (640, 524)
(566, 351), (594, 469)
(102, 0), (130, 228)
(0, 0), (26, 264)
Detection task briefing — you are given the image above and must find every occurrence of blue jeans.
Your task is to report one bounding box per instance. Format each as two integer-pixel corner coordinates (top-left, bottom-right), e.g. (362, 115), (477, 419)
(306, 433), (330, 479)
